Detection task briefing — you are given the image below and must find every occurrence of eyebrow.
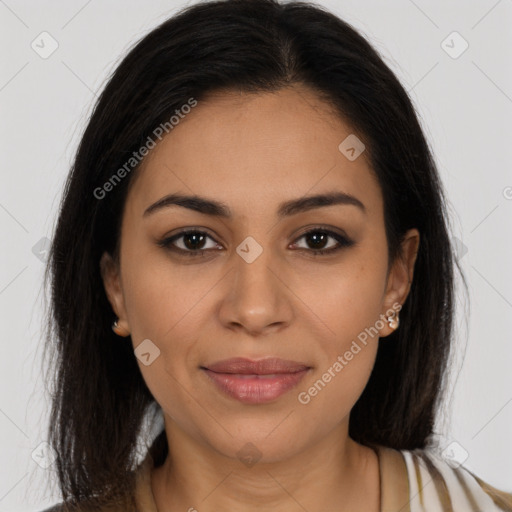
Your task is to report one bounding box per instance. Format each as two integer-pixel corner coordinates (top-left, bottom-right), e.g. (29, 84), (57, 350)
(143, 191), (366, 219)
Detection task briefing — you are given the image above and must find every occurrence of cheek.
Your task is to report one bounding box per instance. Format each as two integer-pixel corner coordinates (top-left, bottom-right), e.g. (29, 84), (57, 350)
(121, 259), (206, 426)
(294, 256), (385, 422)
(120, 248), (215, 389)
(296, 309), (380, 434)
(121, 248), (216, 342)
(312, 261), (387, 351)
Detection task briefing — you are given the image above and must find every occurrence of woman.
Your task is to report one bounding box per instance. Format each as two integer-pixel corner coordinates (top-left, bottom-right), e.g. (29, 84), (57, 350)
(41, 0), (512, 510)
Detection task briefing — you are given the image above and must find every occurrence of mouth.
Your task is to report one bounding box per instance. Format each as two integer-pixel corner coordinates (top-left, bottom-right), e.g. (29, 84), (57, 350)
(201, 357), (311, 404)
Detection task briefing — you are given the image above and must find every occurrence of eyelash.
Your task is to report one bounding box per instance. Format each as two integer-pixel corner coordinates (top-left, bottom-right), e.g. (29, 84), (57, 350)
(157, 227), (355, 258)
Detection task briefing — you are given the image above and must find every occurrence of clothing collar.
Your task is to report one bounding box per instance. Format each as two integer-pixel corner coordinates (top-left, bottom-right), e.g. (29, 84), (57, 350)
(374, 445), (411, 512)
(134, 444), (411, 512)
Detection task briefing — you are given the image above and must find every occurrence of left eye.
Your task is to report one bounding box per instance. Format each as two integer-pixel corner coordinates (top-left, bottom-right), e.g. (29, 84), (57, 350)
(292, 229), (352, 253)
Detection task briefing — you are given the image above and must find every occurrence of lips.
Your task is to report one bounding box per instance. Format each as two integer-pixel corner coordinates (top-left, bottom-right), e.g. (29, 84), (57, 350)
(204, 357), (310, 375)
(201, 357), (311, 404)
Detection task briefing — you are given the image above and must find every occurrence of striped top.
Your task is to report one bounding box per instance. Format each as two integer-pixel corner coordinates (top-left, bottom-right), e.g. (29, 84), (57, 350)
(374, 445), (512, 511)
(42, 444), (512, 511)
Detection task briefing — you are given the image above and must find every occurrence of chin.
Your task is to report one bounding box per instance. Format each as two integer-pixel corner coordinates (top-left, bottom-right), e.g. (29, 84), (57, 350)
(203, 428), (308, 467)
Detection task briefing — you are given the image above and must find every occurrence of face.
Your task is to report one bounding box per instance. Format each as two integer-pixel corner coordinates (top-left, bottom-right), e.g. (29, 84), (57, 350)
(101, 85), (419, 464)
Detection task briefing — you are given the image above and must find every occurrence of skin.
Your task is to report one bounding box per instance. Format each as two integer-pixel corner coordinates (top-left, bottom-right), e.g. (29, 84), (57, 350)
(101, 84), (420, 512)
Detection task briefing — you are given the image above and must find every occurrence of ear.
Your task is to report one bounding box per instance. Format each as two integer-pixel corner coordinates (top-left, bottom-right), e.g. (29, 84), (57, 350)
(100, 251), (130, 336)
(379, 228), (420, 338)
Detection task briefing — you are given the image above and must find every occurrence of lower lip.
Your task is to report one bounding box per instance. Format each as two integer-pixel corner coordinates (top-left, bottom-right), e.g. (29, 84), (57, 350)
(202, 368), (310, 404)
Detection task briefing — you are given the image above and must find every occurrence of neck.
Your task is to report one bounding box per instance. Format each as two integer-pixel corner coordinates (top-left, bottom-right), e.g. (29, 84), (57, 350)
(150, 415), (380, 512)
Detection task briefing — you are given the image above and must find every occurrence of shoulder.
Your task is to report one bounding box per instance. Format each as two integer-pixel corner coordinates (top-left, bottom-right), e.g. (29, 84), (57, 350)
(38, 454), (153, 512)
(400, 447), (512, 511)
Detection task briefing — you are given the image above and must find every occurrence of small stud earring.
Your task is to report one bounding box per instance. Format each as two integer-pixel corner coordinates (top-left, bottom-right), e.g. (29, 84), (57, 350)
(386, 312), (400, 330)
(112, 318), (130, 337)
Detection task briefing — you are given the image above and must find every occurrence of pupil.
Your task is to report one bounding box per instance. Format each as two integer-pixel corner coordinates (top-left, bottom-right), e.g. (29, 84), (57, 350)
(308, 232), (326, 249)
(184, 233), (205, 250)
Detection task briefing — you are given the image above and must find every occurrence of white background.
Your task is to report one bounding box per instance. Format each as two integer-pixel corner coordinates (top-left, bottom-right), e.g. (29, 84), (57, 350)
(0, 0), (511, 510)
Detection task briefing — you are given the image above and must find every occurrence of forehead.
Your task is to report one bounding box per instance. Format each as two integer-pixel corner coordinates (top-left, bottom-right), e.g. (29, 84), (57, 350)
(125, 86), (383, 221)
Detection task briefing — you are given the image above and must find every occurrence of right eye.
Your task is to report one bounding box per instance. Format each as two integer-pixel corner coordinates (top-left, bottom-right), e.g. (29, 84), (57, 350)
(157, 229), (222, 257)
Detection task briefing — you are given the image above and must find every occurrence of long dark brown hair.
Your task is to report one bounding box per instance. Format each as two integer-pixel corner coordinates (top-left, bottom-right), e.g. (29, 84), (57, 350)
(42, 0), (467, 509)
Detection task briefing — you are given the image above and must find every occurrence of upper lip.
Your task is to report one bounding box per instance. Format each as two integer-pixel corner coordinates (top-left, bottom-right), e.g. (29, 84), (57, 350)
(203, 357), (310, 375)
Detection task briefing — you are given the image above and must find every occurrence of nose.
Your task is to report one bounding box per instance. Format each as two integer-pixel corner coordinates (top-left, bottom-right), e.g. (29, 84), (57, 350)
(217, 242), (294, 336)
